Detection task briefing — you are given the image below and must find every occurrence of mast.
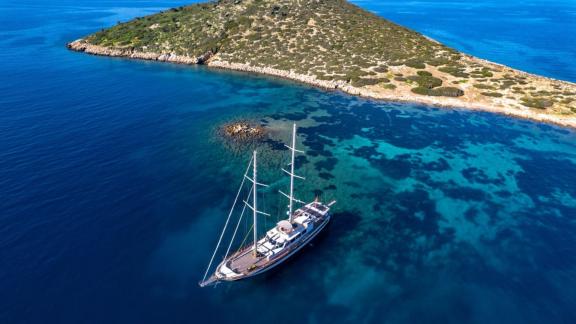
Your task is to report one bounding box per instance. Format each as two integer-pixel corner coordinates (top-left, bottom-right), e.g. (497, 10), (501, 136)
(252, 150), (258, 256)
(200, 155), (254, 286)
(288, 124), (296, 221)
(242, 150), (269, 257)
(280, 123), (305, 222)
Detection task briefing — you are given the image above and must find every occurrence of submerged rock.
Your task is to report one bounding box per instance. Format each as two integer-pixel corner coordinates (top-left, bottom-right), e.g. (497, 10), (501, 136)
(219, 121), (267, 143)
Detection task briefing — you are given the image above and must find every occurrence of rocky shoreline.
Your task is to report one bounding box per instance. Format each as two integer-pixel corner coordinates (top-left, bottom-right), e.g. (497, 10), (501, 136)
(67, 39), (576, 129)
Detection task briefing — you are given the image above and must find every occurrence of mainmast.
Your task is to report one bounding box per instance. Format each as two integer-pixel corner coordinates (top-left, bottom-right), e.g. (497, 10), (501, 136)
(288, 124), (297, 220)
(280, 123), (305, 222)
(252, 150), (258, 255)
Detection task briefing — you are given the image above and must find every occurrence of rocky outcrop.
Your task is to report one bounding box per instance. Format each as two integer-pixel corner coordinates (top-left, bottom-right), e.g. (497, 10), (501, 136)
(67, 40), (200, 64)
(197, 51), (215, 64)
(220, 121), (266, 142)
(208, 60), (348, 90)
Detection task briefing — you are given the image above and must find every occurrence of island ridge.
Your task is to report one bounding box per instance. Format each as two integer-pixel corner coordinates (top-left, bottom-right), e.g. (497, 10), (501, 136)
(68, 0), (576, 128)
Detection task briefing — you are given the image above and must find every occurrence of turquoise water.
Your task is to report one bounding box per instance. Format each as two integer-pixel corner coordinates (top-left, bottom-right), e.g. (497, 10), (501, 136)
(1, 1), (576, 323)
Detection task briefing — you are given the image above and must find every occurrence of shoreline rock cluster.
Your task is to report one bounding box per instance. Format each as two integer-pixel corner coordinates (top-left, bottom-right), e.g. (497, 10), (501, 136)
(67, 39), (576, 130)
(67, 40), (200, 64)
(219, 121), (267, 143)
(207, 61), (576, 129)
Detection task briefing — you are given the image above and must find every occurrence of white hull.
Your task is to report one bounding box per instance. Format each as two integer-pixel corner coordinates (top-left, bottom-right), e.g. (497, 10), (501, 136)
(223, 214), (330, 281)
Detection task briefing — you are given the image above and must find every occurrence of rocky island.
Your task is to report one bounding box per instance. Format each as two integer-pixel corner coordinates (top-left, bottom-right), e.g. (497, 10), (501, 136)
(220, 121), (266, 141)
(68, 0), (576, 128)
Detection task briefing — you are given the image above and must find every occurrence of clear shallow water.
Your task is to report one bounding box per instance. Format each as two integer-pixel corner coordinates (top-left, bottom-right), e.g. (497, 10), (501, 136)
(1, 1), (576, 323)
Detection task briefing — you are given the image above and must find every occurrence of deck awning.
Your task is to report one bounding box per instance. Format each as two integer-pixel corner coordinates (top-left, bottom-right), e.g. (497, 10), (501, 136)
(277, 220), (293, 233)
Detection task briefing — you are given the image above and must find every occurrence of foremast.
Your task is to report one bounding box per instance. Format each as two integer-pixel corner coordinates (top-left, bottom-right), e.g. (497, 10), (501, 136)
(200, 154), (255, 287)
(244, 150), (270, 256)
(280, 124), (305, 222)
(253, 151), (257, 255)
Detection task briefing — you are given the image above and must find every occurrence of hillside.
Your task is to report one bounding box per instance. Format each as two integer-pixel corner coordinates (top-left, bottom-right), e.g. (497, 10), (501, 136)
(68, 0), (576, 127)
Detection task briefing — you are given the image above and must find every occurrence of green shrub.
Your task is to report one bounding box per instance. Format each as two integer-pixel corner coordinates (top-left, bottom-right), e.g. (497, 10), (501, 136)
(473, 84), (495, 90)
(352, 78), (387, 87)
(439, 66), (469, 78)
(404, 59), (426, 69)
(521, 97), (554, 109)
(481, 92), (503, 98)
(412, 86), (464, 97)
(411, 86), (430, 95)
(499, 80), (516, 89)
(346, 69), (371, 82)
(316, 74), (334, 81)
(432, 87), (464, 97)
(373, 65), (388, 73)
(426, 57), (450, 66)
(481, 68), (494, 77)
(407, 74), (442, 89)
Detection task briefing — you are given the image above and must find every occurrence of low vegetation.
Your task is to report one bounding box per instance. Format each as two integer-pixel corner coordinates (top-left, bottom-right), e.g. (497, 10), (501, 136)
(412, 86), (464, 97)
(78, 0), (576, 117)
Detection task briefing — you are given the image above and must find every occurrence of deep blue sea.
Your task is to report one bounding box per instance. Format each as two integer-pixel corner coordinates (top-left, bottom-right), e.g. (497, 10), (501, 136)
(1, 1), (576, 323)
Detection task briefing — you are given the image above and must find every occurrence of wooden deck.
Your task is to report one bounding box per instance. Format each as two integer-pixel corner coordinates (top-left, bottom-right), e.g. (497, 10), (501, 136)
(228, 249), (269, 274)
(228, 216), (329, 276)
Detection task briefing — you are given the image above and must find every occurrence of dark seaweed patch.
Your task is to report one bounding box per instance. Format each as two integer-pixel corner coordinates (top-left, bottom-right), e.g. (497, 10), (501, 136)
(318, 172), (334, 180)
(343, 181), (361, 188)
(443, 187), (486, 201)
(294, 155), (309, 169)
(263, 138), (288, 151)
(495, 190), (512, 198)
(314, 157), (338, 172)
(365, 154), (413, 180)
(462, 167), (505, 185)
(515, 156), (576, 202)
(269, 111), (308, 121)
(424, 158), (450, 172)
(324, 184), (337, 190)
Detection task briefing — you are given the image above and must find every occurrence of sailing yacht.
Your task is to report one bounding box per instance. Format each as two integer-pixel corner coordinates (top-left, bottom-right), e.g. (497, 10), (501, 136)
(199, 124), (335, 287)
